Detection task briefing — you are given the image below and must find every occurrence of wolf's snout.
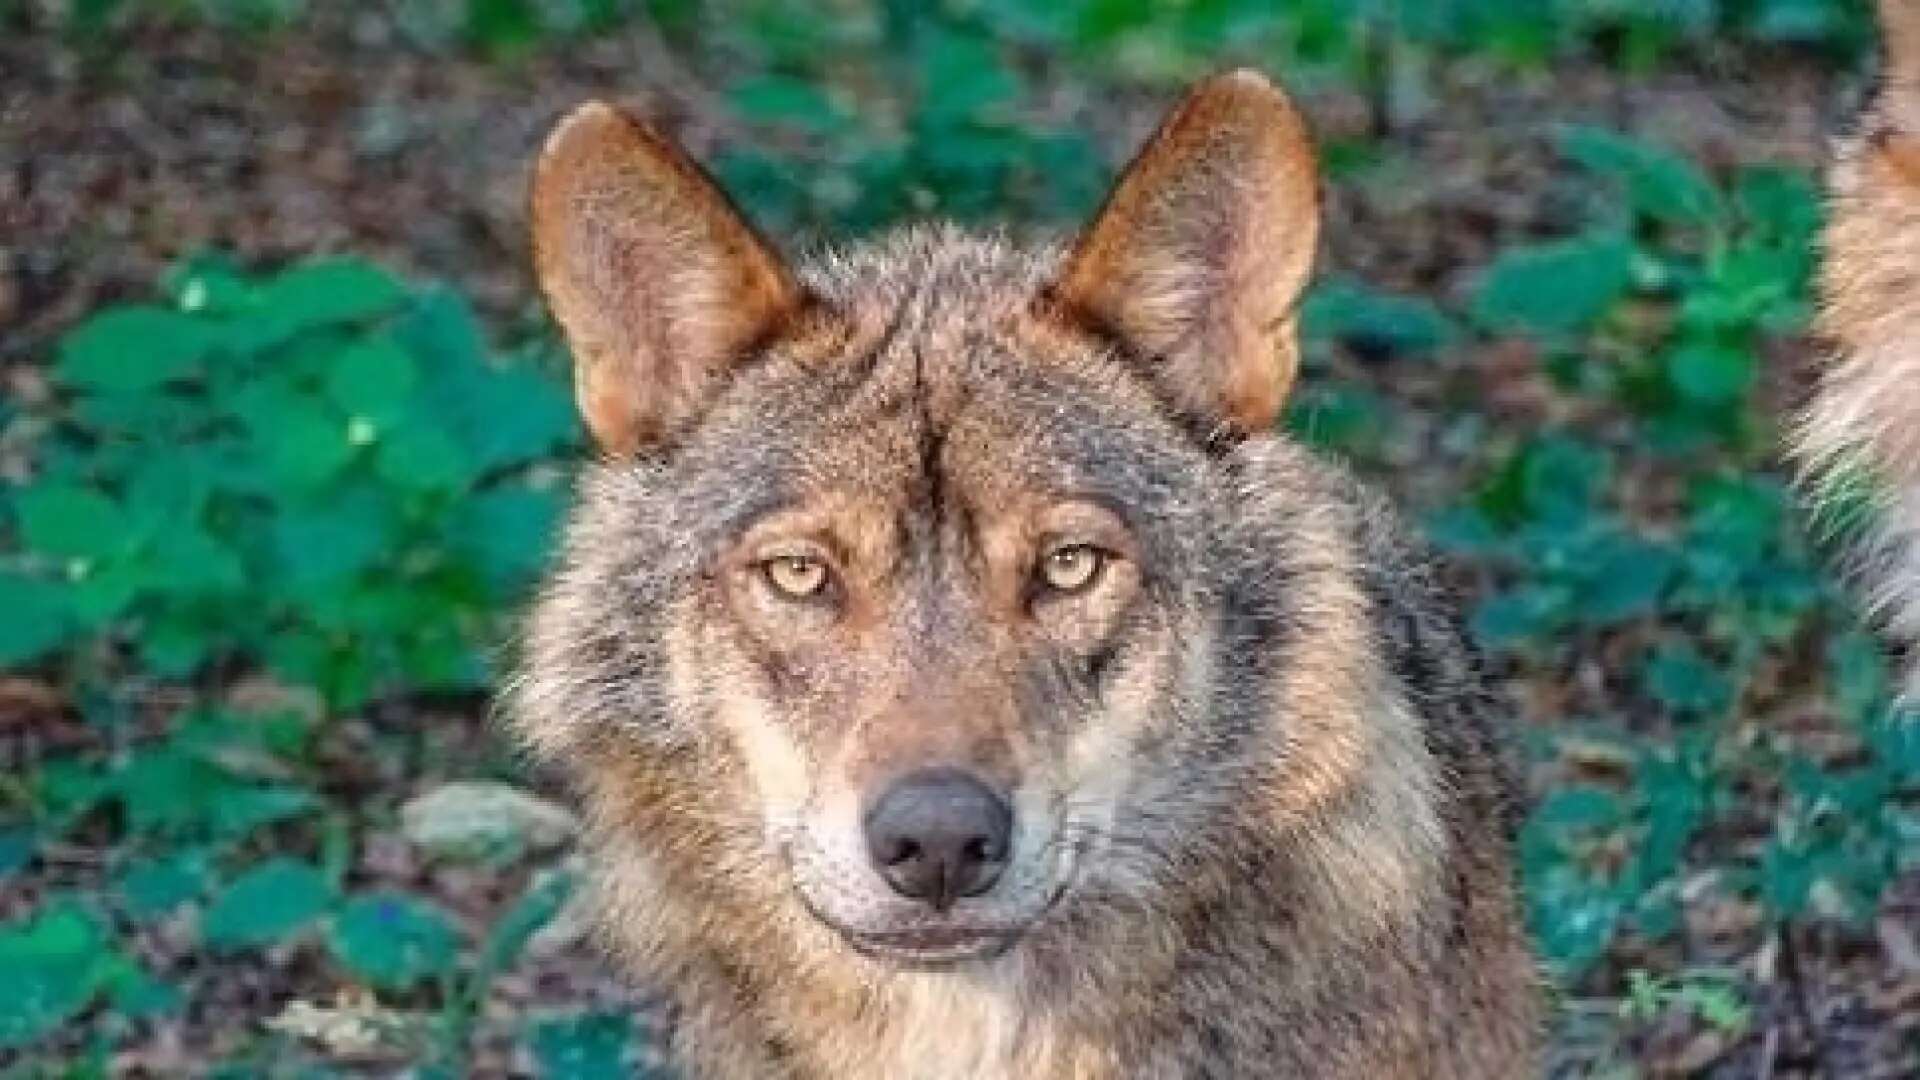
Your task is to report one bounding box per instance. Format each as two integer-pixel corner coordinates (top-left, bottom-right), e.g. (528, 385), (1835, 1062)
(862, 768), (1012, 911)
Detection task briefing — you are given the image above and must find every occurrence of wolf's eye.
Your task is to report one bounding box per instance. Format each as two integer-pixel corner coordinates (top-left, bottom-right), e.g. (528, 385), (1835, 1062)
(1037, 544), (1105, 594)
(762, 554), (830, 599)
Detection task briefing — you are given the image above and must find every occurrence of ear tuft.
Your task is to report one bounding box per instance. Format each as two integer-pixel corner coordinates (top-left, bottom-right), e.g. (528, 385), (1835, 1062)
(1052, 69), (1321, 433)
(531, 101), (802, 455)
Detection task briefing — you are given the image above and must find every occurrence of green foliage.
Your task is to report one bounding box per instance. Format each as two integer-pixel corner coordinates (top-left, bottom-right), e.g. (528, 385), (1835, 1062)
(5, 253), (575, 705)
(0, 246), (584, 1067)
(1473, 232), (1637, 339)
(1452, 126), (1917, 988)
(201, 857), (335, 952)
(0, 900), (167, 1049)
(328, 892), (463, 991)
(528, 1010), (645, 1079)
(1621, 968), (1751, 1035)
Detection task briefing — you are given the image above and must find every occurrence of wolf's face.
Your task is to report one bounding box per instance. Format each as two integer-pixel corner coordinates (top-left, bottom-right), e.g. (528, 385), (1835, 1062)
(520, 72), (1336, 971)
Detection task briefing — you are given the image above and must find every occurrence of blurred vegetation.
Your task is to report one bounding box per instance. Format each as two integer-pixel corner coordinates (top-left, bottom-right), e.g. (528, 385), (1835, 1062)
(3, 0), (1912, 1075)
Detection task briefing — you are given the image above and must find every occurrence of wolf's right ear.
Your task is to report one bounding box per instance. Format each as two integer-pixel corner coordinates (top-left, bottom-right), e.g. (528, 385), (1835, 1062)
(1049, 70), (1320, 435)
(531, 103), (804, 455)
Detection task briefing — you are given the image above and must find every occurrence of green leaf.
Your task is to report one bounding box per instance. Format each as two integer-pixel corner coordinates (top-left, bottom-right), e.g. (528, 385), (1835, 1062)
(451, 488), (563, 593)
(1472, 584), (1572, 648)
(1641, 641), (1733, 717)
(257, 399), (357, 490)
(117, 851), (212, 921)
(57, 305), (216, 392)
(1828, 631), (1889, 718)
(1760, 837), (1815, 918)
(1286, 385), (1388, 457)
(434, 358), (578, 472)
(0, 902), (114, 1049)
(201, 857), (335, 952)
(107, 965), (182, 1020)
(144, 524), (247, 597)
(1735, 167), (1821, 244)
(17, 484), (128, 560)
(480, 870), (575, 976)
(0, 827), (34, 879)
(1560, 126), (1720, 225)
(1526, 882), (1623, 980)
(328, 892), (462, 991)
(394, 286), (487, 375)
(528, 1010), (637, 1080)
(114, 747), (214, 835)
(374, 422), (473, 491)
(1576, 536), (1676, 624)
(1472, 231), (1634, 338)
(270, 487), (398, 593)
(0, 572), (72, 665)
(1666, 341), (1756, 405)
(325, 337), (419, 425)
(214, 786), (320, 839)
(255, 259), (405, 335)
(1529, 787), (1626, 832)
(138, 612), (214, 678)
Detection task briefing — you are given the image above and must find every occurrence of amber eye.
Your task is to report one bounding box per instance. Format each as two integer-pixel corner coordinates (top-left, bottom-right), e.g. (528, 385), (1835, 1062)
(1038, 544), (1105, 594)
(762, 554), (830, 599)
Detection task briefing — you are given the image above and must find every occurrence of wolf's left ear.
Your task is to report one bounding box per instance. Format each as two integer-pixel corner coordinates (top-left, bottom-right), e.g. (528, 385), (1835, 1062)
(1050, 69), (1320, 433)
(531, 102), (804, 455)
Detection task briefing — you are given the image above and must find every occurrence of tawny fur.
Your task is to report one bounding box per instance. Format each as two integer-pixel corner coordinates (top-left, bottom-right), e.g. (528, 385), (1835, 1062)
(513, 72), (1543, 1078)
(1799, 0), (1920, 701)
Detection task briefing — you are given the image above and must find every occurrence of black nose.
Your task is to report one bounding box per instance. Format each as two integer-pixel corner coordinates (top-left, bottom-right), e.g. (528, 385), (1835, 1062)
(863, 768), (1013, 911)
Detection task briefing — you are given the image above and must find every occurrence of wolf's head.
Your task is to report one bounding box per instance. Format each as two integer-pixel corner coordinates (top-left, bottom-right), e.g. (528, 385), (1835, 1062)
(514, 73), (1407, 974)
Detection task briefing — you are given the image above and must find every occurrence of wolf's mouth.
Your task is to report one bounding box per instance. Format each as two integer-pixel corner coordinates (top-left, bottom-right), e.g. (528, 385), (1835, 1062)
(842, 924), (1020, 965)
(790, 887), (1035, 968)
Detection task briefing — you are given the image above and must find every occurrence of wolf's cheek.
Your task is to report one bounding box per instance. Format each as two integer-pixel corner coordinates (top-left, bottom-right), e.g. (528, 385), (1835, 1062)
(1041, 615), (1189, 844)
(661, 604), (819, 837)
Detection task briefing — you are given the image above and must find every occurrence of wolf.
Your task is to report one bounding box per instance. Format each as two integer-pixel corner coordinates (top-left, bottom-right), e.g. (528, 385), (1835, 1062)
(510, 69), (1544, 1078)
(1798, 0), (1920, 703)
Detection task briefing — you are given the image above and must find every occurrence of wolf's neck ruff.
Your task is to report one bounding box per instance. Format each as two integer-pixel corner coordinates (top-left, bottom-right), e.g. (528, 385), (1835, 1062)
(513, 69), (1543, 1078)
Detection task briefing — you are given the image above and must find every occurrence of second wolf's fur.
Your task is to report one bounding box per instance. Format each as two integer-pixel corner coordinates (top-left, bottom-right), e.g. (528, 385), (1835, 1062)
(1800, 0), (1920, 700)
(513, 71), (1542, 1077)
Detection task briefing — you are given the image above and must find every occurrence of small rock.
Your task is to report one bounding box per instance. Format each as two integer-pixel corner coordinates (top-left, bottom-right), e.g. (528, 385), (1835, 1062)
(400, 781), (579, 860)
(266, 996), (415, 1061)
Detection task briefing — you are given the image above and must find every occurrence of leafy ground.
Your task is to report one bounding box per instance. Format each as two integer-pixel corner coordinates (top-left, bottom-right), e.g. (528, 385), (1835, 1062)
(3, 1), (1918, 1076)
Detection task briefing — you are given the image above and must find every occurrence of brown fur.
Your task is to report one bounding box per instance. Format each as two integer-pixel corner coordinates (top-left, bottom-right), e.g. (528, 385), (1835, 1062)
(1798, 0), (1920, 701)
(513, 70), (1544, 1077)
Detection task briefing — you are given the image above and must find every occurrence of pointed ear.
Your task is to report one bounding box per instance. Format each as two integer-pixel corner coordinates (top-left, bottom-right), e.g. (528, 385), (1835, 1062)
(531, 102), (804, 455)
(1051, 69), (1320, 433)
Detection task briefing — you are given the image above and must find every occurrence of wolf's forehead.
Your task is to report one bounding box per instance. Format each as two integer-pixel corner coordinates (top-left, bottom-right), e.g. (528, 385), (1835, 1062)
(671, 226), (1202, 526)
(799, 225), (1060, 319)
